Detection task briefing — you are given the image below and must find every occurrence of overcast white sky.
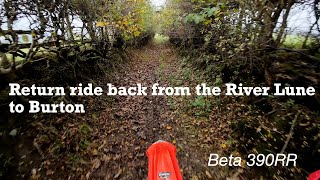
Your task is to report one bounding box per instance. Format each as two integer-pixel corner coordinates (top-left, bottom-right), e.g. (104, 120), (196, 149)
(280, 2), (318, 34)
(1, 1), (316, 33)
(0, 1), (318, 43)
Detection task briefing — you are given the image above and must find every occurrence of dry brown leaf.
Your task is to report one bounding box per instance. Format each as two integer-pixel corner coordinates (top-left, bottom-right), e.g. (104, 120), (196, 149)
(92, 149), (98, 155)
(191, 175), (199, 180)
(205, 171), (213, 179)
(92, 158), (101, 169)
(46, 169), (54, 176)
(172, 139), (177, 144)
(227, 169), (244, 180)
(102, 154), (112, 162)
(86, 171), (91, 179)
(31, 168), (40, 180)
(114, 168), (122, 179)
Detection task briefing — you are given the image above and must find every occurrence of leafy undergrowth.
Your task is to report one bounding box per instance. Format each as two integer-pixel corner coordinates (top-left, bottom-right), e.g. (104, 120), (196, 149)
(233, 97), (320, 179)
(153, 45), (254, 179)
(161, 57), (247, 179)
(175, 49), (320, 179)
(0, 46), (129, 179)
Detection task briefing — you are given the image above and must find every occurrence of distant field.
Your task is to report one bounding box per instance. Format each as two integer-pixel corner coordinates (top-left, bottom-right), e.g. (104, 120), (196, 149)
(282, 34), (312, 48)
(3, 42), (91, 62)
(153, 33), (311, 49)
(1, 33), (314, 63)
(4, 47), (54, 62)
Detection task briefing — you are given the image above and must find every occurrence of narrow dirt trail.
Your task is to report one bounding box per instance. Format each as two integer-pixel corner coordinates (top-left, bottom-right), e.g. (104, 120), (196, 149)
(91, 41), (223, 179)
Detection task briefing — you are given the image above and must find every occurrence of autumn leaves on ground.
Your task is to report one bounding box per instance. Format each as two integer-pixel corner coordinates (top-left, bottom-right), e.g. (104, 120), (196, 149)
(11, 38), (235, 180)
(94, 38), (240, 179)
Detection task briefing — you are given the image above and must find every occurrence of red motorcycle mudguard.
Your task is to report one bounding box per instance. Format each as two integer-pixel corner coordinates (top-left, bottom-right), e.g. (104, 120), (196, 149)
(309, 170), (320, 180)
(146, 141), (183, 180)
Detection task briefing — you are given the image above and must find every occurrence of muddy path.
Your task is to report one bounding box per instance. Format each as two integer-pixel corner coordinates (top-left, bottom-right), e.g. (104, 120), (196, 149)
(91, 42), (173, 179)
(89, 41), (225, 179)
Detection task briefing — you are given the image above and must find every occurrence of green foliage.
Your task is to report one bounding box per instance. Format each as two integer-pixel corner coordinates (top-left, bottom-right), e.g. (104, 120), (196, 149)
(95, 0), (155, 41)
(21, 35), (29, 42)
(156, 3), (182, 34)
(182, 68), (191, 80)
(285, 99), (295, 108)
(192, 96), (206, 107)
(184, 6), (222, 25)
(154, 34), (169, 44)
(79, 124), (92, 135)
(214, 76), (223, 86)
(191, 96), (212, 116)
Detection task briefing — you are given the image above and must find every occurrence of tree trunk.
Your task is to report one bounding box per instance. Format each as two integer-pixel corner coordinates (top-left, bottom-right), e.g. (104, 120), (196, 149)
(65, 12), (75, 41)
(302, 22), (316, 48)
(275, 0), (294, 47)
